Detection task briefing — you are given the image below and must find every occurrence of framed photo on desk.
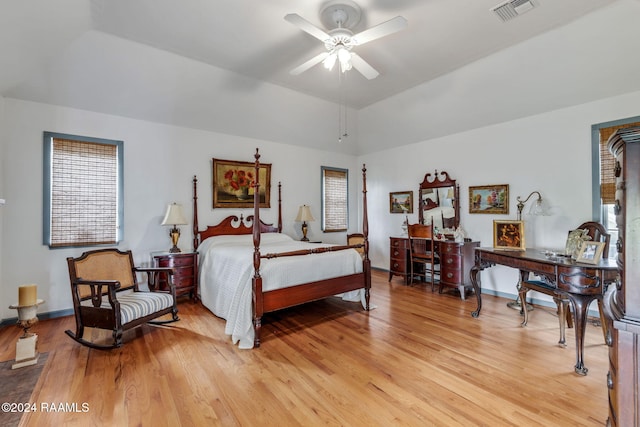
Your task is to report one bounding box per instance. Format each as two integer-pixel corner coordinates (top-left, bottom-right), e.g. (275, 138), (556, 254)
(493, 220), (525, 250)
(576, 241), (605, 264)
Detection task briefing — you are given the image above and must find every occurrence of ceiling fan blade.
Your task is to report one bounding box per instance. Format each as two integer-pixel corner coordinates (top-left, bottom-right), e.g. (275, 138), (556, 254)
(285, 13), (332, 42)
(350, 53), (379, 80)
(351, 16), (408, 45)
(290, 52), (330, 75)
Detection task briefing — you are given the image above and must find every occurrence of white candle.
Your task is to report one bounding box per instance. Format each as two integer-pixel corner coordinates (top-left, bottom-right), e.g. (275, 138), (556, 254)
(18, 284), (37, 306)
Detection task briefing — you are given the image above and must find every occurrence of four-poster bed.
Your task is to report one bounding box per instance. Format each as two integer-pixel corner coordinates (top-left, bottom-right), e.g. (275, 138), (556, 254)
(192, 148), (371, 348)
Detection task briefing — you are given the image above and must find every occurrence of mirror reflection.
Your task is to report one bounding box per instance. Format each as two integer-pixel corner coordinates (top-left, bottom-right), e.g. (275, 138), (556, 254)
(418, 170), (460, 230)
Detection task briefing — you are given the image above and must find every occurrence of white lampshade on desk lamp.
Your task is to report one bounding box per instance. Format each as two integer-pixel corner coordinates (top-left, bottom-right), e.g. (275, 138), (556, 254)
(161, 203), (188, 253)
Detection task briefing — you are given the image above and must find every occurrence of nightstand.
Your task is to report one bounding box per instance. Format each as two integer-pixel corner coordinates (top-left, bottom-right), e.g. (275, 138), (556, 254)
(152, 252), (198, 301)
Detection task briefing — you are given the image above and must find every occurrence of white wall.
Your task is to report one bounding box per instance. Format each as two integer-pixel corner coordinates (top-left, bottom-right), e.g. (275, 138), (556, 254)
(3, 0), (640, 321)
(0, 96), (5, 322)
(0, 98), (361, 320)
(360, 89), (640, 304)
(356, 0), (640, 155)
(4, 88), (640, 320)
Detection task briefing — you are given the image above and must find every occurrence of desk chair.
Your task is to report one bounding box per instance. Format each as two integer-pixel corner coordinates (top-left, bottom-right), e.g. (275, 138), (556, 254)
(520, 221), (611, 346)
(408, 223), (440, 290)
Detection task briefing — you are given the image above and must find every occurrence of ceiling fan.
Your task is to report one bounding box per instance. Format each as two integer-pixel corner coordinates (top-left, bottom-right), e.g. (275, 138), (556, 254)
(285, 1), (408, 80)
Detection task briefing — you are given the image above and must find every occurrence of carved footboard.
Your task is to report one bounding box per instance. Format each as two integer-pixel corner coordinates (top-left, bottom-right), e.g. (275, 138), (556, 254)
(250, 149), (371, 347)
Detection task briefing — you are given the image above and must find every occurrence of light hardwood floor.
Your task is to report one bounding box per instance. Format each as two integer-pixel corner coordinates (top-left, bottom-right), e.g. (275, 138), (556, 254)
(0, 269), (609, 426)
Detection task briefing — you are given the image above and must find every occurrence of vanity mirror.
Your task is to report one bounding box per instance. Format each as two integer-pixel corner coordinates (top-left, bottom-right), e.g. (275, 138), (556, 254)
(418, 170), (460, 230)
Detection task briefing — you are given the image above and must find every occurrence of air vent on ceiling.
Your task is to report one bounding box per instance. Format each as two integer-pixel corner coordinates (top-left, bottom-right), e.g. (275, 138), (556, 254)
(491, 0), (536, 22)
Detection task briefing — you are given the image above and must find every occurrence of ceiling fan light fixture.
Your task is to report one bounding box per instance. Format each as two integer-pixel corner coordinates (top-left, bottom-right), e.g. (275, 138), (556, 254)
(285, 3), (407, 79)
(323, 52), (337, 70)
(337, 46), (352, 72)
(340, 58), (352, 73)
(337, 46), (350, 62)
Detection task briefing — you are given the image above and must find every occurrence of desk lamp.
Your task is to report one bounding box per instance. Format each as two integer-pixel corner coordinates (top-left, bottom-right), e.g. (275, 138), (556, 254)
(508, 190), (551, 311)
(516, 191), (550, 220)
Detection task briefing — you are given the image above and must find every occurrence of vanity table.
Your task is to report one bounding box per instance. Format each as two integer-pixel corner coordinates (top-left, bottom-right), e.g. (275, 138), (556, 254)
(389, 169), (479, 298)
(389, 237), (479, 298)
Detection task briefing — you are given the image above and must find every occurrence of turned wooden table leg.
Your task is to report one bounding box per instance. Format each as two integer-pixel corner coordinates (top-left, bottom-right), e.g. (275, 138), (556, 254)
(470, 265), (482, 318)
(567, 294), (594, 376)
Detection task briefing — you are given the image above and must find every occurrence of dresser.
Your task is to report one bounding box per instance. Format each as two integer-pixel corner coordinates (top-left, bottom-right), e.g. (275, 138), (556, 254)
(604, 126), (640, 427)
(389, 237), (480, 298)
(389, 237), (410, 283)
(152, 252), (199, 301)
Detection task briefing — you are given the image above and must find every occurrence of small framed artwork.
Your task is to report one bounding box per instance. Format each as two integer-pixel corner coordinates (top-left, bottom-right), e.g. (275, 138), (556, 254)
(493, 220), (525, 250)
(390, 191), (413, 214)
(576, 241), (605, 264)
(469, 184), (509, 214)
(212, 158), (271, 208)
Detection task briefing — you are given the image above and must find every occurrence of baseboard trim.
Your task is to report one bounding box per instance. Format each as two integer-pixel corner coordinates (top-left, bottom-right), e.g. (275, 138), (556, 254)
(1, 308), (74, 326)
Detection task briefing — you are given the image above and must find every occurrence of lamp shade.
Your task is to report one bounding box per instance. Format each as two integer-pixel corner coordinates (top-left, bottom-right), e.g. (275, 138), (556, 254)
(529, 198), (551, 216)
(161, 203), (187, 226)
(446, 188), (454, 199)
(295, 205), (315, 222)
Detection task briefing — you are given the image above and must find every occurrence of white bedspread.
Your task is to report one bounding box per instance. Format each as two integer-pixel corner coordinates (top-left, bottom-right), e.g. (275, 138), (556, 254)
(198, 233), (365, 348)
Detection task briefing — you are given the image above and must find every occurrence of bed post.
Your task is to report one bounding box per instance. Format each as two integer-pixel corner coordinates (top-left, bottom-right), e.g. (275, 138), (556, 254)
(278, 182), (282, 233)
(252, 148), (264, 347)
(362, 164), (371, 310)
(192, 175), (199, 251)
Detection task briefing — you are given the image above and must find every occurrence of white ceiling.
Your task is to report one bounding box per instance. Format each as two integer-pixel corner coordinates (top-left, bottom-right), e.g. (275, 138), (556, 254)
(89, 0), (614, 109)
(0, 0), (633, 155)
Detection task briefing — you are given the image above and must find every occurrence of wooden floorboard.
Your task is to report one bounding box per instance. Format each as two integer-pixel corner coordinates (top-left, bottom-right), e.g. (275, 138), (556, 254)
(0, 269), (609, 426)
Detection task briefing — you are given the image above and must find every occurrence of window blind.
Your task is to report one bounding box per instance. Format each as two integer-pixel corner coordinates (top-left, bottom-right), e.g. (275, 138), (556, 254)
(322, 167), (348, 232)
(48, 137), (119, 247)
(600, 122), (640, 204)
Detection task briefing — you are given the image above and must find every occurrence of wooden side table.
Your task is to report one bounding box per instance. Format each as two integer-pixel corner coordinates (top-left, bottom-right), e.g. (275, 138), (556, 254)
(152, 252), (198, 301)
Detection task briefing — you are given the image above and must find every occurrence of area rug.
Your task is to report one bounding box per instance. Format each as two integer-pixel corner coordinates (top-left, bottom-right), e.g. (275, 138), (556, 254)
(0, 352), (49, 427)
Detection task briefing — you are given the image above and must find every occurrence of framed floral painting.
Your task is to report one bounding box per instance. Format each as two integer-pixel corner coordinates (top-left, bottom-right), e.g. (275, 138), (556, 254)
(212, 158), (271, 208)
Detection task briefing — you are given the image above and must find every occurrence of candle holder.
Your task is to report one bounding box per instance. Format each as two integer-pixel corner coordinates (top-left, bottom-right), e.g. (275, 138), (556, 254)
(8, 299), (44, 369)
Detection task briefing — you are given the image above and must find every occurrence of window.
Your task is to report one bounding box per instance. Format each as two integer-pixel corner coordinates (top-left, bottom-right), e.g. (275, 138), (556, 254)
(591, 117), (640, 257)
(43, 132), (123, 248)
(321, 166), (348, 232)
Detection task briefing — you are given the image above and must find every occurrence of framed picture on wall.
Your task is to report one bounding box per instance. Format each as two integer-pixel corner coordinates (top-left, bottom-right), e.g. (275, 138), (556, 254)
(469, 184), (509, 214)
(493, 220), (525, 250)
(212, 158), (271, 208)
(389, 191), (413, 214)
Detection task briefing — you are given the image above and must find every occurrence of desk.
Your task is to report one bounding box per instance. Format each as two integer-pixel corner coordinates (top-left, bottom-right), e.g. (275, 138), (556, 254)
(470, 247), (617, 375)
(389, 237), (479, 298)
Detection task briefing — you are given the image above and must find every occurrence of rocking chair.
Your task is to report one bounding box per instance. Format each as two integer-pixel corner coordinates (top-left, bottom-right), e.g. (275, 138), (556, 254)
(66, 248), (179, 349)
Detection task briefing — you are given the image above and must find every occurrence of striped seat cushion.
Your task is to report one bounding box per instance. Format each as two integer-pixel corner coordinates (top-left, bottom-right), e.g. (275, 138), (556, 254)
(95, 291), (174, 325)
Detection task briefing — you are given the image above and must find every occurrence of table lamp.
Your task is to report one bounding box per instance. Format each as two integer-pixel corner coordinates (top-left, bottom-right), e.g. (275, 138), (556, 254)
(295, 205), (315, 241)
(161, 203), (188, 253)
(9, 284), (44, 369)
